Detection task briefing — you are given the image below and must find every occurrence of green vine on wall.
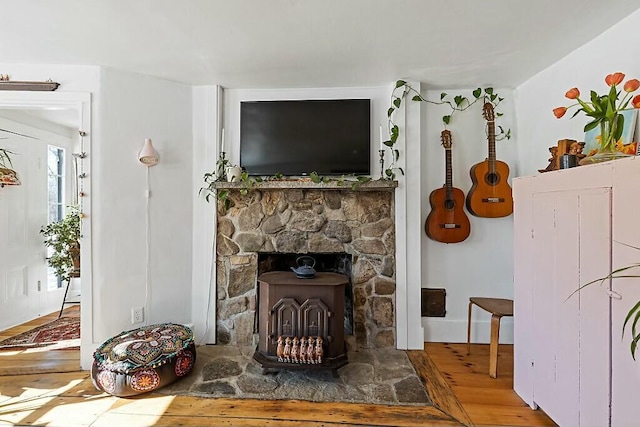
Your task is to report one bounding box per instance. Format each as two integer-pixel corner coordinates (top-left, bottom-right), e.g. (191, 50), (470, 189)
(200, 164), (371, 209)
(200, 80), (513, 201)
(383, 80), (512, 179)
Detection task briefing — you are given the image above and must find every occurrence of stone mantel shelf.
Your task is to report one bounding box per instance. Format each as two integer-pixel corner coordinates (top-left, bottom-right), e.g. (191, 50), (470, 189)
(213, 180), (398, 191)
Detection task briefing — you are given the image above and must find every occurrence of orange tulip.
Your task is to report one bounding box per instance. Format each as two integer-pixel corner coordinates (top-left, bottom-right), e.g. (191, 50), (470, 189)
(605, 72), (625, 86)
(632, 94), (640, 108)
(553, 107), (567, 118)
(565, 87), (580, 99)
(624, 79), (640, 92)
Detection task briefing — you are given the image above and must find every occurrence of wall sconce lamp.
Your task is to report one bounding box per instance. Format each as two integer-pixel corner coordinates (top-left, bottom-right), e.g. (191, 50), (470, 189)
(138, 138), (159, 167)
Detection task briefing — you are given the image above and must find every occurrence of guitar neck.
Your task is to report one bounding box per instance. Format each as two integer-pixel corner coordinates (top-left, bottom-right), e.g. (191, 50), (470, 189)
(445, 147), (453, 199)
(487, 120), (496, 163)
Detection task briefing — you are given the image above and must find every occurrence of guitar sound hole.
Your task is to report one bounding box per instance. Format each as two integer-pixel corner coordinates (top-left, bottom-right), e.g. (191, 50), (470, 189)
(444, 199), (455, 210)
(485, 173), (499, 186)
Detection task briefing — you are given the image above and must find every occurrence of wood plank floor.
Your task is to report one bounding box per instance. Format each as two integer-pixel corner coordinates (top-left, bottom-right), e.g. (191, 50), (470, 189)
(0, 311), (557, 426)
(0, 305), (80, 376)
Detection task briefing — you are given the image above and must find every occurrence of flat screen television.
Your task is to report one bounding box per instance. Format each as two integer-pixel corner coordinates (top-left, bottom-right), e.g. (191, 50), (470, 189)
(240, 99), (371, 176)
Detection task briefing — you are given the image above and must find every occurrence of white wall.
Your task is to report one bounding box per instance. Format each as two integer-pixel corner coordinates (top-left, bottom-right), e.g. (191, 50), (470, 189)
(420, 88), (518, 344)
(191, 85), (220, 344)
(515, 8), (640, 177)
(94, 68), (193, 347)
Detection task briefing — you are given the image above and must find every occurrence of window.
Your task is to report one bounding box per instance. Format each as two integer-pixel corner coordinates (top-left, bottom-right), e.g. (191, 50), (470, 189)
(47, 146), (65, 290)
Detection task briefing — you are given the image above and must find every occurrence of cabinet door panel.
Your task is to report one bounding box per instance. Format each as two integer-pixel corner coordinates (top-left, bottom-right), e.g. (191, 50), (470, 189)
(531, 189), (611, 427)
(532, 191), (580, 426)
(611, 164), (640, 426)
(577, 189), (611, 427)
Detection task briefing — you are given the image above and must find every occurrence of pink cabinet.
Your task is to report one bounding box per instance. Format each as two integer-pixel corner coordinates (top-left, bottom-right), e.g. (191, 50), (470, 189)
(514, 157), (640, 427)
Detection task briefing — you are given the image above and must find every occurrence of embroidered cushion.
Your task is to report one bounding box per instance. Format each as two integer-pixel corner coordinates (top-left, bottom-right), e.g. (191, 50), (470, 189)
(91, 323), (196, 397)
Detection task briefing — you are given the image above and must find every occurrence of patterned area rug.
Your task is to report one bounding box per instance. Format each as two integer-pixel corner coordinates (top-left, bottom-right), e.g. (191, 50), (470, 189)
(0, 317), (80, 350)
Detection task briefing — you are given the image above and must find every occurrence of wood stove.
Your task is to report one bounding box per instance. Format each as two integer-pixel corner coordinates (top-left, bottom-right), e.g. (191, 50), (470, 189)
(253, 271), (349, 376)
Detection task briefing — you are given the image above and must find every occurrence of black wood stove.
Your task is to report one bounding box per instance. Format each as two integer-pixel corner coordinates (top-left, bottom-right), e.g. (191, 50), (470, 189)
(253, 271), (349, 376)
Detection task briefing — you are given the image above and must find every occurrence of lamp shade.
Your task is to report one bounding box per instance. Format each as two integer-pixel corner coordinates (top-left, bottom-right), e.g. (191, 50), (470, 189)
(0, 167), (20, 187)
(138, 138), (159, 166)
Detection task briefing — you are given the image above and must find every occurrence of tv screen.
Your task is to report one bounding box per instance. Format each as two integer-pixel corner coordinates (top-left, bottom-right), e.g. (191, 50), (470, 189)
(240, 99), (371, 176)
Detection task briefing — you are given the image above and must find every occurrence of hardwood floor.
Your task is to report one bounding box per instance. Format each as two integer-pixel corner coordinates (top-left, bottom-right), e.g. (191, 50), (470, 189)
(0, 305), (80, 376)
(0, 312), (556, 426)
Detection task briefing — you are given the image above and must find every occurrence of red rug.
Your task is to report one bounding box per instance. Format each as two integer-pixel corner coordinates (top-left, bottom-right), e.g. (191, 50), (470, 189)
(0, 317), (80, 350)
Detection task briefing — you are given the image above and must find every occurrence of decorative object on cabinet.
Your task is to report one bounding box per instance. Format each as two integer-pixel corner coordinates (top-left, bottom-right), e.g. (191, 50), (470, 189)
(538, 146), (559, 173)
(555, 138), (577, 169)
(466, 297), (513, 378)
(539, 139), (587, 172)
(466, 103), (513, 218)
(0, 75), (60, 91)
(559, 153), (577, 169)
(553, 72), (640, 165)
(425, 130), (471, 243)
(568, 140), (587, 163)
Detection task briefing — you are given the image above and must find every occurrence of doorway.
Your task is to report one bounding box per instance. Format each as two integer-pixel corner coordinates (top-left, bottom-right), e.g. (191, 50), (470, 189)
(0, 92), (91, 372)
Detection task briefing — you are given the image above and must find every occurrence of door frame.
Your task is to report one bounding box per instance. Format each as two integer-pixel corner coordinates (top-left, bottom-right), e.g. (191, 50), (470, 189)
(0, 91), (92, 366)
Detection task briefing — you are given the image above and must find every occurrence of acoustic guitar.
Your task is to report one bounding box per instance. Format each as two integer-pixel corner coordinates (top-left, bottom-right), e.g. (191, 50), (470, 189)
(466, 103), (513, 218)
(425, 130), (471, 243)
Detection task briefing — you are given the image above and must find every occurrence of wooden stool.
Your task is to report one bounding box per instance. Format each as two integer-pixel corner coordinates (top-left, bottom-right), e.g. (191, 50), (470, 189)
(466, 297), (513, 378)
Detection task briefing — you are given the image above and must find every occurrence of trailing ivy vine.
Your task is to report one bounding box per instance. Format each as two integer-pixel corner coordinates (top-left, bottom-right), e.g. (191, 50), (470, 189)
(200, 159), (372, 209)
(383, 80), (512, 179)
(200, 80), (512, 202)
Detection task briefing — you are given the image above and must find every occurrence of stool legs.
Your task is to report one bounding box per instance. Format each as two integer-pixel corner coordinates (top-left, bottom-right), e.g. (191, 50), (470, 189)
(489, 314), (502, 379)
(58, 277), (72, 318)
(466, 300), (473, 355)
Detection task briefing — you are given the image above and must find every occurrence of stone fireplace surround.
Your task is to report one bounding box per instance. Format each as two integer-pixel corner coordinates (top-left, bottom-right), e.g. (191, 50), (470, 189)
(214, 181), (397, 350)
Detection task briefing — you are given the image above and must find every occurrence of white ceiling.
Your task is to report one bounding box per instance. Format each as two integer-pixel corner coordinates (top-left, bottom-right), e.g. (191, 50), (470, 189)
(1, 0), (639, 89)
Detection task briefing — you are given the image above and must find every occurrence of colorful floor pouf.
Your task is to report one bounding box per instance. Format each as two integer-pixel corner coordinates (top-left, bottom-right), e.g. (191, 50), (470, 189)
(91, 323), (196, 397)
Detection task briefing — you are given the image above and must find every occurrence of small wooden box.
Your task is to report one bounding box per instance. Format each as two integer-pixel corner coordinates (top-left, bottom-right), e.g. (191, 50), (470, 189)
(555, 139), (577, 169)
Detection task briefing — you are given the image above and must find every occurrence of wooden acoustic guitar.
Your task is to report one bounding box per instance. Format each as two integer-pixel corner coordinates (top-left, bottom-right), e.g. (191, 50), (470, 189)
(466, 103), (513, 218)
(425, 130), (471, 243)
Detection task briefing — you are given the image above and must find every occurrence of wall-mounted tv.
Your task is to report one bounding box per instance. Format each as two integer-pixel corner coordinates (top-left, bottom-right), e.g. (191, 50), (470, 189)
(240, 99), (371, 176)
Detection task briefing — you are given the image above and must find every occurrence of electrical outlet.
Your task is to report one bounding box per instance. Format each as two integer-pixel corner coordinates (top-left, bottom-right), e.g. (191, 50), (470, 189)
(131, 307), (144, 324)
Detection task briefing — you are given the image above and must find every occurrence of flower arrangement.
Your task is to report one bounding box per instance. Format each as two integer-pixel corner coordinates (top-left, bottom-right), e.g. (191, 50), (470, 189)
(553, 72), (640, 157)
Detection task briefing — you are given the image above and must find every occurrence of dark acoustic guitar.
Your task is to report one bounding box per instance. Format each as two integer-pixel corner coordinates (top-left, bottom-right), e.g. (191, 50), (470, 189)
(425, 130), (471, 243)
(466, 102), (513, 218)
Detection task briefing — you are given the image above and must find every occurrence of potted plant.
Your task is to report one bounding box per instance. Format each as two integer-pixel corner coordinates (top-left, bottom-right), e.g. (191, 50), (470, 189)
(40, 206), (81, 281)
